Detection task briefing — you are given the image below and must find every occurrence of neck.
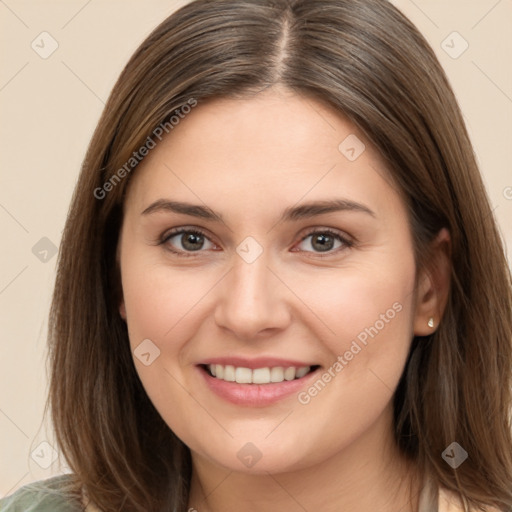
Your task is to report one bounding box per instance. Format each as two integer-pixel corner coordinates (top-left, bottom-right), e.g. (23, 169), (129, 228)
(187, 406), (422, 512)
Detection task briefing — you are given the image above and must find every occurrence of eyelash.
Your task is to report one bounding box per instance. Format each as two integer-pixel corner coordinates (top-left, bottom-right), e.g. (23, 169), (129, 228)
(158, 227), (354, 258)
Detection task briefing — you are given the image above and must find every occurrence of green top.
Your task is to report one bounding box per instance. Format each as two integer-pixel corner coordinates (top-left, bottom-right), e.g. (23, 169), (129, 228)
(0, 475), (82, 511)
(3, 473), (493, 512)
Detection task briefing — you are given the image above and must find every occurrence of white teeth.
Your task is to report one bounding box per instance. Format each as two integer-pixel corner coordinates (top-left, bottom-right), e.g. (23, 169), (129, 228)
(207, 364), (312, 384)
(270, 367), (284, 382)
(284, 367), (296, 381)
(223, 365), (235, 382)
(235, 367), (252, 384)
(252, 367), (270, 384)
(295, 366), (310, 378)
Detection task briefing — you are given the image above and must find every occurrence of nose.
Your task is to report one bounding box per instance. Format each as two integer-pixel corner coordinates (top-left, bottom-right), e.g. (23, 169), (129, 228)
(213, 253), (292, 340)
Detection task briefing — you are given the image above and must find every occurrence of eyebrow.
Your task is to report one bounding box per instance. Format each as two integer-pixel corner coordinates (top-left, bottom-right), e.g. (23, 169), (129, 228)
(141, 198), (376, 222)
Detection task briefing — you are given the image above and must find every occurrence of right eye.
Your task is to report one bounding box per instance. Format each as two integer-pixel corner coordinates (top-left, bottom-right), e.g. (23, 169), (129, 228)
(160, 228), (217, 257)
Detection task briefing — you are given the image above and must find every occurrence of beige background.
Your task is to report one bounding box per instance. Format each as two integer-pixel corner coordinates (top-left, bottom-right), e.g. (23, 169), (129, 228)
(0, 0), (511, 497)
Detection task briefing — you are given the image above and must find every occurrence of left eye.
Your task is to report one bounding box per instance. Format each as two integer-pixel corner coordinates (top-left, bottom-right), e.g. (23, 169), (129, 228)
(294, 230), (351, 254)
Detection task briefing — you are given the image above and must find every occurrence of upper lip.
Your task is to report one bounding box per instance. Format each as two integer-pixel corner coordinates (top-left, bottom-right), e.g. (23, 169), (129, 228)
(199, 357), (320, 369)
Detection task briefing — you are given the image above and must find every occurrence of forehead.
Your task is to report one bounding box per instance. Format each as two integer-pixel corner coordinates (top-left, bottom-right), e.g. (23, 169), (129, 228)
(159, 88), (370, 163)
(123, 89), (404, 223)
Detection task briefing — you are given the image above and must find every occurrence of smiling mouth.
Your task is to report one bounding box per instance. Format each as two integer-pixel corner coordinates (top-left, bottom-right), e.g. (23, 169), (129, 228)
(200, 364), (321, 384)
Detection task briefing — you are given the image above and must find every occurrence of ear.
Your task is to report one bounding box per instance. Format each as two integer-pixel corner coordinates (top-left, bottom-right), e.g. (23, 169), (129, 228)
(413, 227), (451, 336)
(119, 298), (127, 321)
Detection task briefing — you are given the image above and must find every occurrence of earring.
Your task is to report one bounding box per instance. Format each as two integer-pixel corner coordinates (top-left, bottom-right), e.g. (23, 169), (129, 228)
(427, 317), (434, 328)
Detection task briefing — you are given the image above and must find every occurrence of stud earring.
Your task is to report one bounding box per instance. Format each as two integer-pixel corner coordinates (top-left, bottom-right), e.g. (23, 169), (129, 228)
(427, 317), (434, 328)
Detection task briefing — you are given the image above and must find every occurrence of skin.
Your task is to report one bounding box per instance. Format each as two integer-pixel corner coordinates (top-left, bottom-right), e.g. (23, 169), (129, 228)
(117, 86), (451, 512)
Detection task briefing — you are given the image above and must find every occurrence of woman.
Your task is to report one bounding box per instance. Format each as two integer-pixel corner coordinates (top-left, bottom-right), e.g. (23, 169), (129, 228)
(1, 0), (511, 510)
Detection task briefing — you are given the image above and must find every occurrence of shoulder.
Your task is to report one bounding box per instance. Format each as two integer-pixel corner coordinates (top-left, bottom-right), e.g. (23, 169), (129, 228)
(439, 487), (503, 512)
(0, 475), (82, 512)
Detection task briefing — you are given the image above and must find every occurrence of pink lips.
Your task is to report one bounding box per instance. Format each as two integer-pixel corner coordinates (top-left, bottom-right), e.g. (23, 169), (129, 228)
(196, 357), (320, 407)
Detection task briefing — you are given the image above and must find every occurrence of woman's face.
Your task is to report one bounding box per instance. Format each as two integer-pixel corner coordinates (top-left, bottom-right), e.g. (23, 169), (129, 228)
(118, 88), (424, 474)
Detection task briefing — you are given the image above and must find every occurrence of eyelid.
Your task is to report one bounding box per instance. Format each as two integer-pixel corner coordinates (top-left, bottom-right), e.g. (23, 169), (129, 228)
(160, 226), (215, 243)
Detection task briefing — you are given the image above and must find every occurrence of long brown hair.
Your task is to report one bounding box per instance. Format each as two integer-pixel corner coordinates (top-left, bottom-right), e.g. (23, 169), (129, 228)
(46, 0), (512, 510)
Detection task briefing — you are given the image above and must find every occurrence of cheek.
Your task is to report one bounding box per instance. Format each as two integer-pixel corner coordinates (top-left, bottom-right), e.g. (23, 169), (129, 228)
(288, 255), (415, 356)
(119, 255), (212, 442)
(288, 268), (415, 462)
(287, 250), (416, 421)
(120, 256), (214, 347)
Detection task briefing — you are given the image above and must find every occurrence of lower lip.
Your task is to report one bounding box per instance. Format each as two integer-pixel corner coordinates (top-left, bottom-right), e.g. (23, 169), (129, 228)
(197, 365), (320, 407)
